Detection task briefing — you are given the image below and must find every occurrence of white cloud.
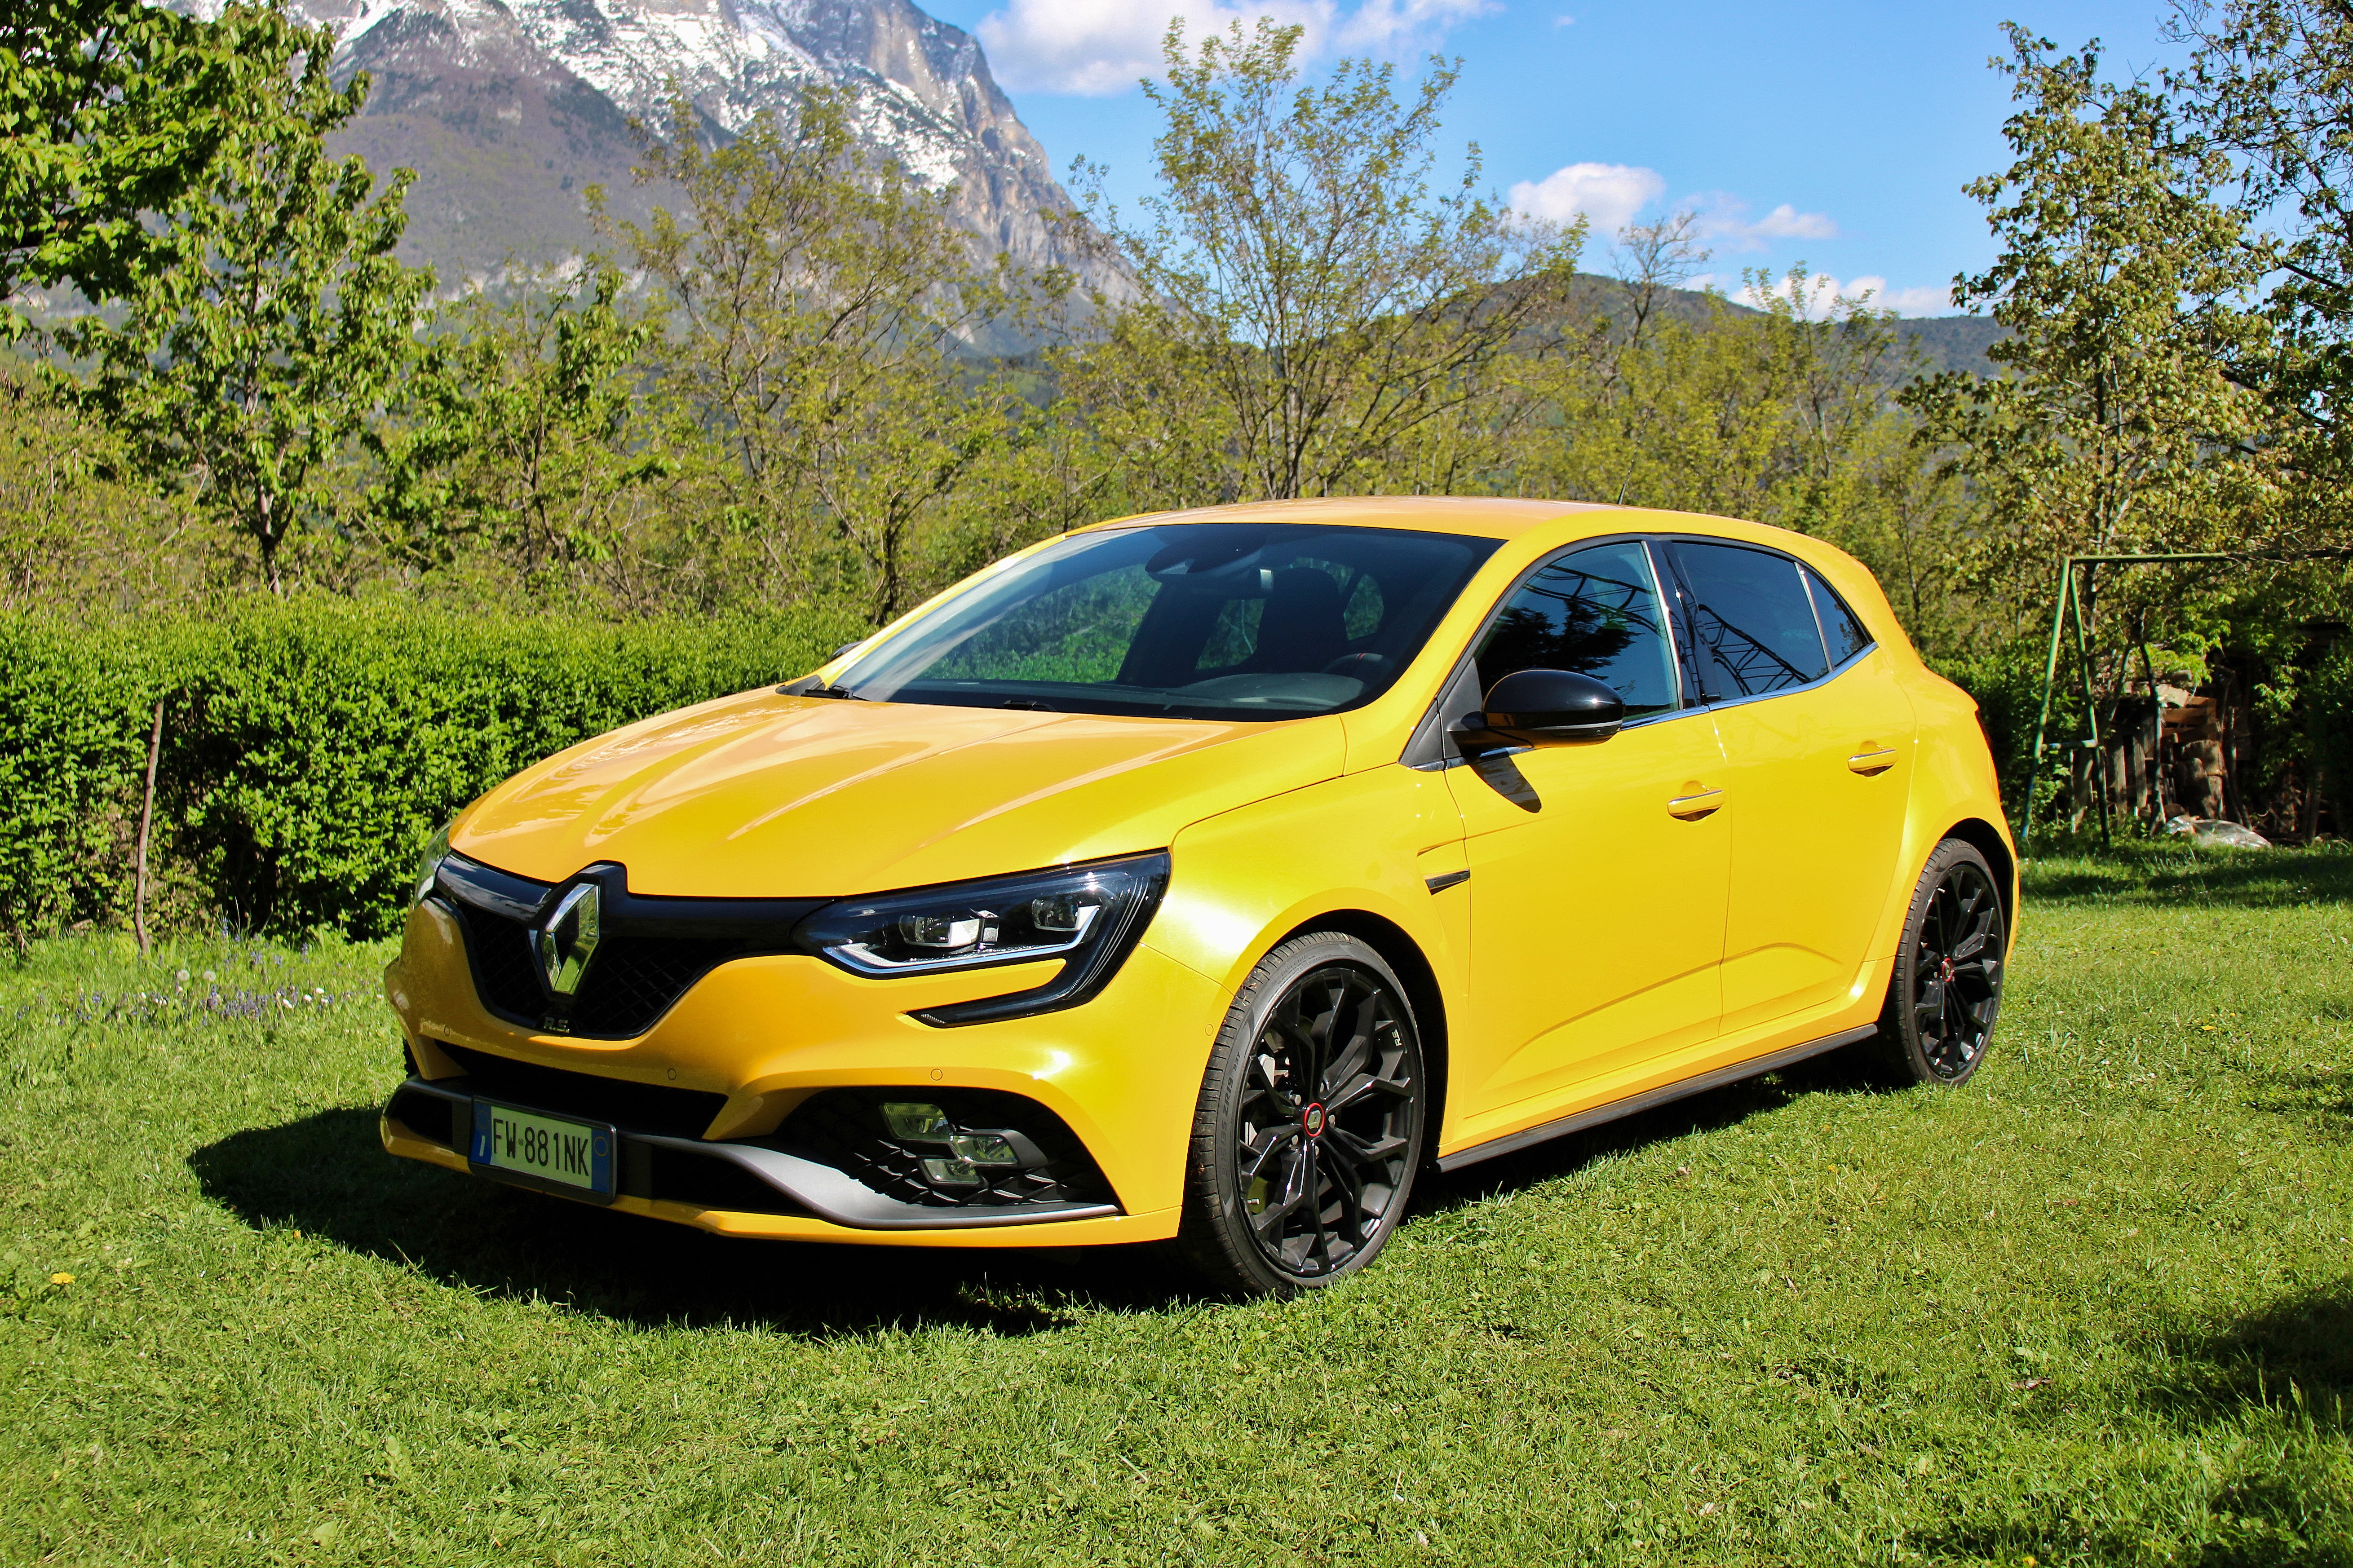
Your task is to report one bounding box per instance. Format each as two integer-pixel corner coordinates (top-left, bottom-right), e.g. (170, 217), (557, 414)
(1739, 272), (1956, 318)
(976, 3), (1320, 97)
(1689, 194), (1840, 250)
(1507, 162), (1666, 236)
(1747, 203), (1838, 241)
(1336, 0), (1500, 50)
(977, 0), (1489, 97)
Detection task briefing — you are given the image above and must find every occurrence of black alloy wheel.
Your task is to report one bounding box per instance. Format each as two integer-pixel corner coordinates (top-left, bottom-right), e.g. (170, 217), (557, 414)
(1874, 838), (2008, 1086)
(1179, 932), (1428, 1296)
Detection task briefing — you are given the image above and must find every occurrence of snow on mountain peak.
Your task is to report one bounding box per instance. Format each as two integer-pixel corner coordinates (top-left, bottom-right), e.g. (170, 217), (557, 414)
(179, 0), (1109, 297)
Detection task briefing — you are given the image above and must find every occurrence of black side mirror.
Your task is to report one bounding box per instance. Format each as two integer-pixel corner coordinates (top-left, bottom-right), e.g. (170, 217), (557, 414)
(1458, 668), (1625, 748)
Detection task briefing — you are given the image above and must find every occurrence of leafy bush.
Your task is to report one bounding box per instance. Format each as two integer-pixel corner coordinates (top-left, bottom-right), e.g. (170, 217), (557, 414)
(2309, 638), (2353, 834)
(1926, 646), (2051, 827)
(0, 602), (857, 940)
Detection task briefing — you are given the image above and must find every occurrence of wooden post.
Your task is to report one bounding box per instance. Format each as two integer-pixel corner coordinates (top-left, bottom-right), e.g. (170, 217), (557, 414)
(2070, 565), (2111, 846)
(2219, 664), (2244, 825)
(133, 699), (164, 958)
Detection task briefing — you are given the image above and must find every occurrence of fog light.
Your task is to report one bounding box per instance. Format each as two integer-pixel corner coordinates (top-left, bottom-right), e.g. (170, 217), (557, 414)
(949, 1131), (1021, 1166)
(882, 1102), (951, 1140)
(922, 1156), (983, 1187)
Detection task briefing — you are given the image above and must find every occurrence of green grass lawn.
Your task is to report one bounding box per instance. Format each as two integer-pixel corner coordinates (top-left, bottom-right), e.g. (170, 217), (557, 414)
(4, 844), (2350, 1566)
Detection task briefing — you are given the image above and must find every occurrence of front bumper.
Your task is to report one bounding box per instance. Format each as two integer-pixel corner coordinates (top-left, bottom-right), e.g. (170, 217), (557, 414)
(381, 898), (1221, 1246)
(384, 1074), (1121, 1230)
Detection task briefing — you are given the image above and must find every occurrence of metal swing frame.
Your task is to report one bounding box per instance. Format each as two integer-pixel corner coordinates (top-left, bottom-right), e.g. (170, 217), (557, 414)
(2019, 549), (2353, 853)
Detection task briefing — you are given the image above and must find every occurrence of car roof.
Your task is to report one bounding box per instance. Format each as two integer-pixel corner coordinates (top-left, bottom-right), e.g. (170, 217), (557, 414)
(1072, 496), (1824, 548)
(1074, 496), (1624, 541)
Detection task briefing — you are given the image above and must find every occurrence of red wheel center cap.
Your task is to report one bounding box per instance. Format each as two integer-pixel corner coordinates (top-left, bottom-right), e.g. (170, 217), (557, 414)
(1940, 958), (1956, 984)
(1302, 1103), (1327, 1138)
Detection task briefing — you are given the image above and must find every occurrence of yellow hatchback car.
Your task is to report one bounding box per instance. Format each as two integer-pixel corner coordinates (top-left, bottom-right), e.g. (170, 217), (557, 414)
(382, 498), (2014, 1295)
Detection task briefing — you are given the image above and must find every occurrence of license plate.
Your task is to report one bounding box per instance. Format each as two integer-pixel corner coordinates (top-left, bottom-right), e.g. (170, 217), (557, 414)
(469, 1100), (615, 1196)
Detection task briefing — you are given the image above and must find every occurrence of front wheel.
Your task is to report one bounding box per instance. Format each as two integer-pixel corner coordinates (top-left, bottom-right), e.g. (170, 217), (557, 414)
(1872, 838), (2009, 1086)
(1178, 932), (1429, 1297)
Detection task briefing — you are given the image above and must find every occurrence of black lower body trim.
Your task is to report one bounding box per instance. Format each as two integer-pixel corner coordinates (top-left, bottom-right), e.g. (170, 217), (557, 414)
(1435, 1024), (1880, 1173)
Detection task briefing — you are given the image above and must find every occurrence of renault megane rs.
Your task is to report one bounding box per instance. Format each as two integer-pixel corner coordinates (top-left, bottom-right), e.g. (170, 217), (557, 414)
(381, 498), (2013, 1296)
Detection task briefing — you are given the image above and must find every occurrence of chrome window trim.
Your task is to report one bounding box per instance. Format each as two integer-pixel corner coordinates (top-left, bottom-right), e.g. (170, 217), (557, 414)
(1692, 639), (1880, 714)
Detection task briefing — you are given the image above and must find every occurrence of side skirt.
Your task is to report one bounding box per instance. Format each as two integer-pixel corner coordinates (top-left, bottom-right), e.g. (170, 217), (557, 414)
(1434, 1023), (1881, 1174)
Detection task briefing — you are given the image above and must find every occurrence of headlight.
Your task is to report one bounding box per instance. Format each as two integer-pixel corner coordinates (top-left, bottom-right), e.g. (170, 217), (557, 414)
(411, 822), (452, 906)
(794, 852), (1171, 1026)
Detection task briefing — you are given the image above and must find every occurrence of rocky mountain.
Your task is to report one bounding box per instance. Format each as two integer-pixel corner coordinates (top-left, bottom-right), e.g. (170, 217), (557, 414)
(184, 0), (1110, 296)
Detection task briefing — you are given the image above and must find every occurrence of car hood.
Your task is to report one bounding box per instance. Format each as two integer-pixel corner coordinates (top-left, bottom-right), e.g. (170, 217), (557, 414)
(452, 689), (1346, 897)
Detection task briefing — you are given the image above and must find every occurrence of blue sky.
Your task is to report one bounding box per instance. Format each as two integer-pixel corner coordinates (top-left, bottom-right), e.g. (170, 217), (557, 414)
(920, 0), (2191, 316)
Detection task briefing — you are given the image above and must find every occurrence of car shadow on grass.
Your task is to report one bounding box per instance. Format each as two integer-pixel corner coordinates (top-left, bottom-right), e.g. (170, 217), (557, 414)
(193, 1048), (1896, 1332)
(1405, 1047), (1893, 1220)
(188, 1107), (1208, 1336)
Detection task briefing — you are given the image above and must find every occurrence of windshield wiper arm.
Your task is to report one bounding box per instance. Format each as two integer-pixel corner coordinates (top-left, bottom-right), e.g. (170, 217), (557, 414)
(999, 697), (1057, 711)
(782, 677), (863, 700)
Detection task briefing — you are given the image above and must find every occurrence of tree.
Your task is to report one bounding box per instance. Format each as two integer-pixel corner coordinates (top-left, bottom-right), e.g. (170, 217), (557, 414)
(1055, 19), (1585, 508)
(0, 369), (197, 610)
(365, 261), (672, 605)
(612, 92), (1014, 622)
(1900, 27), (2271, 622)
(0, 0), (280, 330)
(51, 13), (429, 593)
(2167, 2), (2353, 422)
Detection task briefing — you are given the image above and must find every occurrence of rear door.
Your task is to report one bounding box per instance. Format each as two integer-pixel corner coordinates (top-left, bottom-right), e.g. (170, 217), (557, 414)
(1662, 540), (1916, 1037)
(1442, 538), (1732, 1120)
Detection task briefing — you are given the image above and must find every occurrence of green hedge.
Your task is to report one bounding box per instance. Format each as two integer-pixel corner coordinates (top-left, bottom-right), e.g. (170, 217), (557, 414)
(0, 602), (859, 940)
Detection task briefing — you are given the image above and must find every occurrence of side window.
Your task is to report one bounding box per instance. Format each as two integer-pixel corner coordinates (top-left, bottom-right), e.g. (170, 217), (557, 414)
(1671, 541), (1829, 698)
(1473, 540), (1680, 719)
(1802, 565), (1872, 666)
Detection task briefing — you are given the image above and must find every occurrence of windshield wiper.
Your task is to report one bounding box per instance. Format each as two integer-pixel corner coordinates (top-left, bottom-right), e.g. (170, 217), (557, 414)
(999, 697), (1058, 711)
(782, 677), (863, 700)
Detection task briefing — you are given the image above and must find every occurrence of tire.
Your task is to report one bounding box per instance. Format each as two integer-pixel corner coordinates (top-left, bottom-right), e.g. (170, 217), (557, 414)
(1871, 838), (2009, 1086)
(1177, 932), (1429, 1297)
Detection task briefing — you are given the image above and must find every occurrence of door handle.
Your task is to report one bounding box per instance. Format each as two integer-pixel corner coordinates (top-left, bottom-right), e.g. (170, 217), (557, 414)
(1847, 747), (1897, 776)
(1667, 788), (1725, 820)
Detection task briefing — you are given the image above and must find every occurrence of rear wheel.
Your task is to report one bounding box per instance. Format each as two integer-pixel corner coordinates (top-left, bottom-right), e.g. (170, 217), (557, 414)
(1872, 838), (2008, 1085)
(1178, 932), (1428, 1297)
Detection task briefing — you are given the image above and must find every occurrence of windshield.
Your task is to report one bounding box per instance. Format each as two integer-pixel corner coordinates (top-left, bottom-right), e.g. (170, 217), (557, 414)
(826, 523), (1501, 721)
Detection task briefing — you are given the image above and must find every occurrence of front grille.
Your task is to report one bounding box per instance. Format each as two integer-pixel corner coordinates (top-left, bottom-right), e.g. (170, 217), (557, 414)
(433, 855), (818, 1039)
(435, 1040), (729, 1139)
(779, 1088), (1114, 1210)
(445, 899), (550, 1024)
(446, 898), (759, 1038)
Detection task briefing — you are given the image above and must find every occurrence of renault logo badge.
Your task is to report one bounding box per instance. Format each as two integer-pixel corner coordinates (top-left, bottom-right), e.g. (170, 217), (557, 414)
(535, 881), (602, 998)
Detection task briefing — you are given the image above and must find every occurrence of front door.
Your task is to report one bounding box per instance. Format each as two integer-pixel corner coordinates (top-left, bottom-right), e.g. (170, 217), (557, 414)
(1446, 539), (1732, 1122)
(1666, 541), (1917, 1036)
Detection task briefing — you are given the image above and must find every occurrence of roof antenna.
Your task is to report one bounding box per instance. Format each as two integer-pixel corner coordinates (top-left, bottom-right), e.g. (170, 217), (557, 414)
(1615, 480), (1628, 506)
